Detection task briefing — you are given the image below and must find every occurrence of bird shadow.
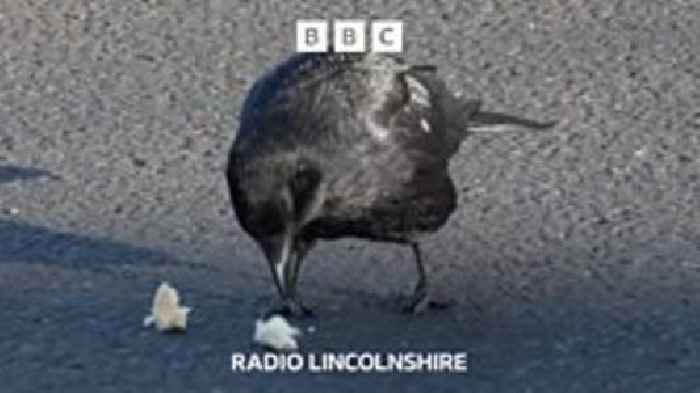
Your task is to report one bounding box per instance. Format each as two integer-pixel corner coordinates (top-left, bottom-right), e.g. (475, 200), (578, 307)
(0, 164), (207, 273)
(0, 218), (209, 273)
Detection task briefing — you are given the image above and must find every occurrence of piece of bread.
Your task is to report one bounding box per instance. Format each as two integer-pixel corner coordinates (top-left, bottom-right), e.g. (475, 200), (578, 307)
(143, 282), (192, 332)
(253, 315), (301, 351)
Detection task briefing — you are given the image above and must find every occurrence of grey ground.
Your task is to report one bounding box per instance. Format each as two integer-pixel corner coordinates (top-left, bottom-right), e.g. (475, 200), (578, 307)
(1, 0), (699, 391)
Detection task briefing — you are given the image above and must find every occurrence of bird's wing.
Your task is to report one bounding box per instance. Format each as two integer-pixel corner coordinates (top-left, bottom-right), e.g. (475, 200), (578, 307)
(323, 68), (456, 211)
(360, 66), (457, 165)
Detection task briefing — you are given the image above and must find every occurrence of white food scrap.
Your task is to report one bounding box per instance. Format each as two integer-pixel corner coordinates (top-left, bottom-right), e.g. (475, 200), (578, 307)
(143, 282), (192, 332)
(253, 315), (301, 351)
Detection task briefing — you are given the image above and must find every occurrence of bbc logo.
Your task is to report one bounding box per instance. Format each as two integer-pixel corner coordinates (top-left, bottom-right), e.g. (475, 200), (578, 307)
(296, 19), (403, 53)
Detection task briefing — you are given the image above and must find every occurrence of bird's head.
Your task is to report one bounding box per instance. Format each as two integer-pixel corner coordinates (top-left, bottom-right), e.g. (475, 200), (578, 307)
(227, 158), (292, 238)
(227, 155), (323, 270)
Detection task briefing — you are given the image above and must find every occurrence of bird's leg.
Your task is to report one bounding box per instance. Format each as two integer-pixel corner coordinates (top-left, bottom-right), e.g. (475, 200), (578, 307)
(402, 242), (429, 314)
(264, 274), (312, 319)
(401, 242), (454, 314)
(282, 241), (315, 318)
(289, 241), (314, 296)
(263, 250), (295, 318)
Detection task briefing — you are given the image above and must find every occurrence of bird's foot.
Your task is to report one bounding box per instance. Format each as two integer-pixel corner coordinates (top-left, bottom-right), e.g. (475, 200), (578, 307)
(263, 298), (315, 320)
(400, 289), (454, 315)
(400, 284), (428, 315)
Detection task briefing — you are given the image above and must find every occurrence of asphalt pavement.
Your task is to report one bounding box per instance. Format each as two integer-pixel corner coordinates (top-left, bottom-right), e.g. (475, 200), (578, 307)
(1, 0), (699, 391)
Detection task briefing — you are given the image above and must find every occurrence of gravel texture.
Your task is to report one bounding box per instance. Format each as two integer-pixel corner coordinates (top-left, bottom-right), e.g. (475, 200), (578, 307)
(1, 0), (699, 391)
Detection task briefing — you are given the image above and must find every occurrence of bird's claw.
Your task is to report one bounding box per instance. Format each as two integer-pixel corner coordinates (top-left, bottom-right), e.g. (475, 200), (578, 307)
(400, 290), (454, 315)
(264, 298), (315, 319)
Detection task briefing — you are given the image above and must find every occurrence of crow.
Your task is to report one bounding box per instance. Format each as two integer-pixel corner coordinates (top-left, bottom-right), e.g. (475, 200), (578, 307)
(227, 51), (554, 317)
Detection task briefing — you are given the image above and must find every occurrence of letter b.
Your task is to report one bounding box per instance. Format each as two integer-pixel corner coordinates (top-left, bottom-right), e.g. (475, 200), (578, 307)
(296, 20), (328, 52)
(334, 19), (366, 53)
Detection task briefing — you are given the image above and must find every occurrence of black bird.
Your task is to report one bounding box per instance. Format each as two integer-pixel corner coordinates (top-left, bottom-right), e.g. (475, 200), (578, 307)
(227, 51), (554, 316)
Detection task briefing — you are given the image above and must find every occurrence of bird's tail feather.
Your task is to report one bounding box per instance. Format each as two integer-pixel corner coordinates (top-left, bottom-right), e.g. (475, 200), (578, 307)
(467, 111), (556, 133)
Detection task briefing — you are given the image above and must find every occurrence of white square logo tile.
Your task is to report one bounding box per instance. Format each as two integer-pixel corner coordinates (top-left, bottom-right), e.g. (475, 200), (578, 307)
(296, 20), (329, 52)
(333, 19), (366, 53)
(371, 20), (403, 53)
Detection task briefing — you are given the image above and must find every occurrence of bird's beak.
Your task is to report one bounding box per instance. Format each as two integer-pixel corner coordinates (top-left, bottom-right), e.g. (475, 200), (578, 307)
(259, 228), (294, 295)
